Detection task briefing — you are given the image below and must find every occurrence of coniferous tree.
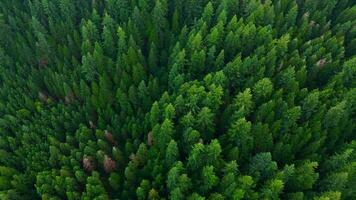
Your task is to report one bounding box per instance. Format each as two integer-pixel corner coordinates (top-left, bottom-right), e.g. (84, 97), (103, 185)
(0, 0), (354, 199)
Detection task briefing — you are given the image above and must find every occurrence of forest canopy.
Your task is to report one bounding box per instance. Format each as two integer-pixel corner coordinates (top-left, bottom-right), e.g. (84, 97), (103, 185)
(0, 0), (355, 199)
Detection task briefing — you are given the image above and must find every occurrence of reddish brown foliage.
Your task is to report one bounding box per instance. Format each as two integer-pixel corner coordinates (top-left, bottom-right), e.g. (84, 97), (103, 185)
(103, 155), (116, 173)
(83, 156), (94, 172)
(317, 58), (327, 68)
(104, 130), (117, 145)
(147, 131), (153, 146)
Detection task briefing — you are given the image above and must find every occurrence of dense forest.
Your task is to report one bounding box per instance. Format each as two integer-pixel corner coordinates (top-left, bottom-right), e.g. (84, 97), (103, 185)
(0, 0), (355, 199)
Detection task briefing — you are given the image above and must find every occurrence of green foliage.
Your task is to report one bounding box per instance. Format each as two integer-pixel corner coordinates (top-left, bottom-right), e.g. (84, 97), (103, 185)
(0, 0), (355, 199)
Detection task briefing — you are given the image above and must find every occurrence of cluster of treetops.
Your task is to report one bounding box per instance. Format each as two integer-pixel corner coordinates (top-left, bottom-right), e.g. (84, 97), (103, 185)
(0, 0), (355, 199)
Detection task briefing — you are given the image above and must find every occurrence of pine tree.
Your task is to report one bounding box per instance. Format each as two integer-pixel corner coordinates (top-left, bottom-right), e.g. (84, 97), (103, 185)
(165, 140), (179, 168)
(0, 1), (354, 199)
